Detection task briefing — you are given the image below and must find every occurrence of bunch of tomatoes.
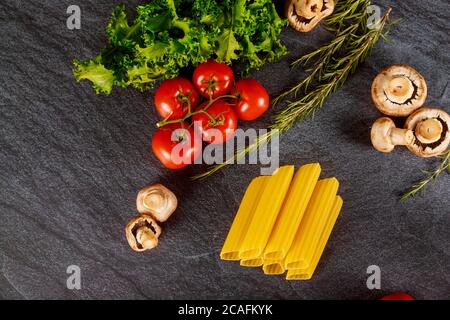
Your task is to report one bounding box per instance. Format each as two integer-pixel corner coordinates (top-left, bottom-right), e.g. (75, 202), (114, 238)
(151, 60), (270, 169)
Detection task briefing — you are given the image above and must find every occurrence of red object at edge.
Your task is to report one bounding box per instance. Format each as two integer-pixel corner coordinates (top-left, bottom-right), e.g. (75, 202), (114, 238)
(380, 292), (415, 300)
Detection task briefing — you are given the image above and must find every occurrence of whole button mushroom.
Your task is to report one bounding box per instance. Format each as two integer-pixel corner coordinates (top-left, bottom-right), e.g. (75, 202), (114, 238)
(136, 184), (177, 222)
(371, 117), (414, 153)
(125, 184), (178, 252)
(285, 0), (335, 32)
(405, 107), (450, 157)
(125, 214), (162, 252)
(371, 65), (427, 117)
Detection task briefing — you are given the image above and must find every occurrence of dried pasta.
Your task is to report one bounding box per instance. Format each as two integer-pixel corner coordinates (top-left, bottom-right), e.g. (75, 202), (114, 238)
(240, 256), (264, 267)
(220, 176), (269, 260)
(219, 163), (343, 280)
(285, 178), (339, 270)
(239, 166), (295, 260)
(286, 196), (343, 280)
(263, 259), (285, 275)
(264, 163), (321, 261)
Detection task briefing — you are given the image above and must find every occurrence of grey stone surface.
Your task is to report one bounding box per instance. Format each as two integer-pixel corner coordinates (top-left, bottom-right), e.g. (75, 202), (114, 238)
(0, 0), (449, 300)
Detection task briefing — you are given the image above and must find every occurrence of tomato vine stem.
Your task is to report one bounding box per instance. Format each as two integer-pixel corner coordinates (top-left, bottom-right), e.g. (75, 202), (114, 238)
(156, 94), (238, 128)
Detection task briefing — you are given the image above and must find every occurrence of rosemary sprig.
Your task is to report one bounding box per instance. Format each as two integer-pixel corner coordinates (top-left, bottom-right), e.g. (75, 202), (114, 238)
(324, 0), (370, 32)
(273, 0), (370, 106)
(273, 8), (392, 132)
(193, 3), (394, 180)
(272, 24), (357, 104)
(401, 149), (450, 200)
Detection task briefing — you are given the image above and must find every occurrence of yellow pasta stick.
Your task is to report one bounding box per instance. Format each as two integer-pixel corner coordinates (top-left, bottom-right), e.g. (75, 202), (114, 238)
(285, 178), (339, 270)
(220, 176), (269, 260)
(286, 196), (343, 280)
(264, 163), (321, 261)
(240, 256), (264, 267)
(263, 259), (285, 275)
(239, 166), (295, 260)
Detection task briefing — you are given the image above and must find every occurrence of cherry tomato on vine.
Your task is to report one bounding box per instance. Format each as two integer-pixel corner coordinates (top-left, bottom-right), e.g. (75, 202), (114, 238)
(231, 78), (269, 121)
(154, 77), (199, 120)
(151, 122), (202, 169)
(380, 293), (415, 300)
(193, 60), (235, 98)
(192, 100), (238, 144)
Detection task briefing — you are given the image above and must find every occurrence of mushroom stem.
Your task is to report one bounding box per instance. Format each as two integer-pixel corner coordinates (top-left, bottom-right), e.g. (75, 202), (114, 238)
(136, 227), (158, 250)
(387, 76), (413, 99)
(371, 117), (414, 153)
(143, 190), (165, 212)
(415, 118), (443, 144)
(390, 127), (415, 146)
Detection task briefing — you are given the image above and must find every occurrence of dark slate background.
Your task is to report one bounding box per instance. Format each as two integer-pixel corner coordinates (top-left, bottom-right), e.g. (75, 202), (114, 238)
(1, 0), (449, 300)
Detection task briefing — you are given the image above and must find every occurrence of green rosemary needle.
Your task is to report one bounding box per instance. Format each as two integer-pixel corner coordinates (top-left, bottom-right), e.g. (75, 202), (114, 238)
(273, 9), (392, 131)
(325, 0), (370, 32)
(401, 149), (450, 200)
(272, 23), (356, 104)
(273, 0), (371, 106)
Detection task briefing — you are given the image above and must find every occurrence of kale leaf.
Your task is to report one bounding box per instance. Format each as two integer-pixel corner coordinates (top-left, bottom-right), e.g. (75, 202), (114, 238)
(73, 0), (287, 94)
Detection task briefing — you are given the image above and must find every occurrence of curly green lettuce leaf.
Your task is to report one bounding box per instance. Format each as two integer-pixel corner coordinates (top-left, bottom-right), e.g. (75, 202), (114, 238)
(212, 0), (287, 72)
(72, 0), (287, 94)
(137, 0), (178, 18)
(106, 4), (142, 48)
(73, 57), (115, 94)
(215, 29), (241, 62)
(192, 0), (223, 26)
(136, 0), (177, 35)
(128, 41), (178, 90)
(234, 0), (288, 73)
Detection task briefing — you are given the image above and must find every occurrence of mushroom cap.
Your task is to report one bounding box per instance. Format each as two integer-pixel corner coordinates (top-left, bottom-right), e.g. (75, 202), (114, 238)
(405, 107), (450, 157)
(136, 184), (177, 222)
(125, 214), (162, 252)
(285, 0), (335, 33)
(371, 64), (427, 116)
(371, 117), (396, 152)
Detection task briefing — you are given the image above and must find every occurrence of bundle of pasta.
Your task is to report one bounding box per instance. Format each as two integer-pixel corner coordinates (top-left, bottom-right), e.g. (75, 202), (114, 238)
(220, 163), (343, 280)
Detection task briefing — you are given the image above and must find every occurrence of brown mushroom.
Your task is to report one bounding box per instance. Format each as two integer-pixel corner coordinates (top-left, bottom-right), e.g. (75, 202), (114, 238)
(136, 184), (177, 222)
(371, 64), (427, 117)
(405, 107), (450, 157)
(371, 117), (414, 153)
(125, 214), (162, 252)
(285, 0), (335, 32)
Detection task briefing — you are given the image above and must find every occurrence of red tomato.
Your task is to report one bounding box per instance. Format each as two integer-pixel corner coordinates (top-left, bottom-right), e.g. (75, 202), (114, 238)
(151, 122), (202, 169)
(380, 292), (415, 300)
(231, 78), (269, 121)
(192, 100), (238, 144)
(193, 60), (235, 98)
(154, 77), (199, 120)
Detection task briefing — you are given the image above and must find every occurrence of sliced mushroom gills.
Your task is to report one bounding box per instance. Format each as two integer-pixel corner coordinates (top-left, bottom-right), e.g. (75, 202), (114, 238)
(126, 214), (162, 252)
(285, 0), (335, 32)
(372, 64), (427, 117)
(136, 226), (159, 250)
(405, 108), (450, 157)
